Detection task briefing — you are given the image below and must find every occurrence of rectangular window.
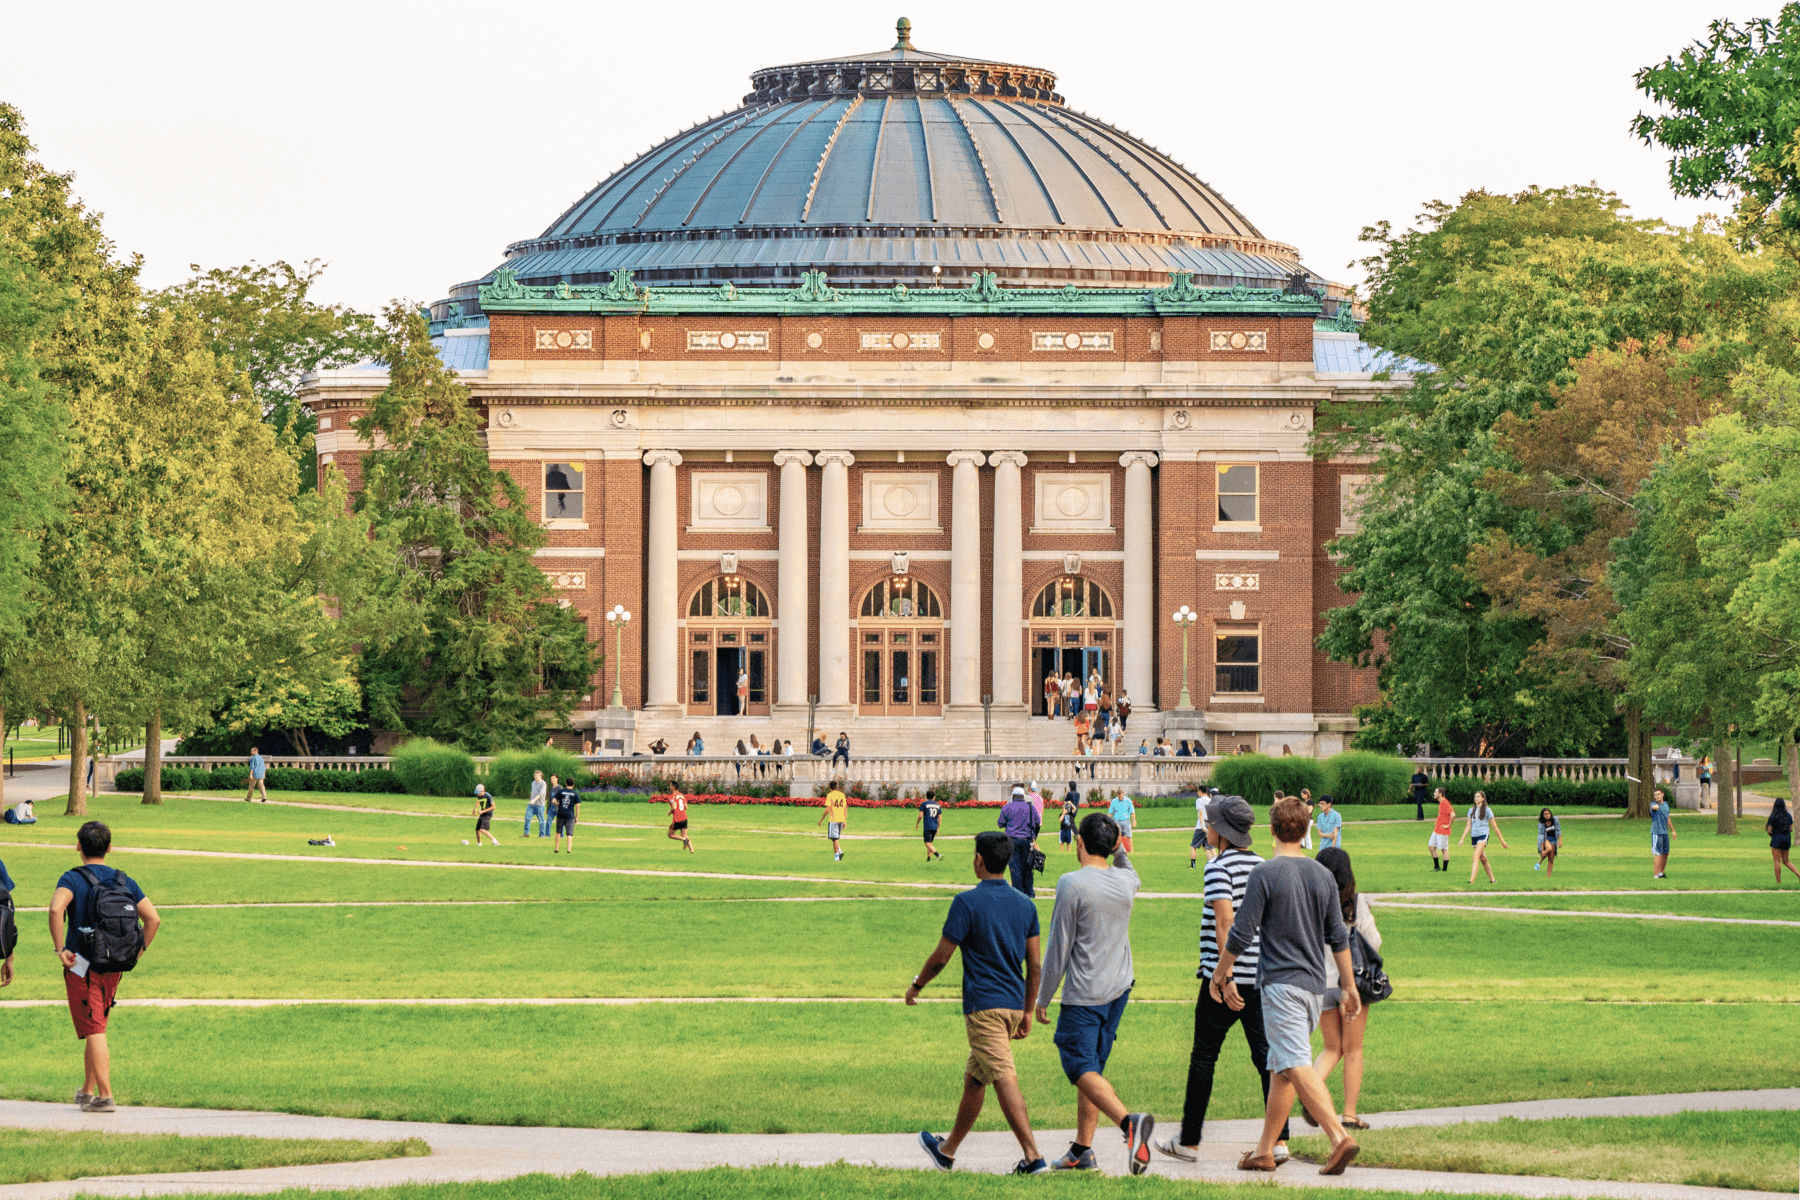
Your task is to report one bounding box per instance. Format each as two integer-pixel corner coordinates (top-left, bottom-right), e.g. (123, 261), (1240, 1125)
(690, 651), (710, 704)
(864, 632), (882, 644)
(891, 650), (910, 705)
(718, 632), (738, 644)
(690, 633), (710, 644)
(919, 649), (938, 704)
(544, 462), (584, 519)
(747, 650), (766, 704)
(862, 650), (882, 704)
(919, 632), (938, 645)
(1217, 463), (1257, 524)
(1215, 625), (1260, 694)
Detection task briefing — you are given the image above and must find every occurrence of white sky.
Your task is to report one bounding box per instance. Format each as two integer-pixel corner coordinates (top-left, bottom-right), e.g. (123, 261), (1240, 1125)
(4, 0), (1745, 312)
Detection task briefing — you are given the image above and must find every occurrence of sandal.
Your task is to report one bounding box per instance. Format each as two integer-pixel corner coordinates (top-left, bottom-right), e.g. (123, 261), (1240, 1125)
(1341, 1117), (1371, 1130)
(1237, 1151), (1278, 1172)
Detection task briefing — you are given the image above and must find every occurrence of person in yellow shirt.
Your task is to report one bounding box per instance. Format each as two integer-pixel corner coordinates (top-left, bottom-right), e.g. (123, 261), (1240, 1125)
(818, 782), (850, 861)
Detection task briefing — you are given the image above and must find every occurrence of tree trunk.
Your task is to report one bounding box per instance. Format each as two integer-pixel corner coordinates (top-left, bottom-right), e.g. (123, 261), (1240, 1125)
(1736, 745), (1744, 818)
(64, 697), (88, 816)
(1624, 706), (1650, 818)
(1716, 737), (1737, 835)
(0, 702), (6, 810)
(142, 707), (163, 805)
(1788, 736), (1798, 811)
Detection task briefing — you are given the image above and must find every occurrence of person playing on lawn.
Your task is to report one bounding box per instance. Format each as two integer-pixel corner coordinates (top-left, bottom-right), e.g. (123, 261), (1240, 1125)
(911, 831), (1048, 1176)
(1059, 788), (1079, 853)
(1309, 847), (1380, 1135)
(472, 785), (499, 847)
(1767, 798), (1799, 884)
(1535, 807), (1562, 875)
(1188, 787), (1215, 869)
(916, 789), (945, 863)
(525, 770), (549, 838)
(818, 781), (849, 861)
(1107, 790), (1137, 854)
(1214, 796), (1361, 1176)
(1649, 788), (1676, 879)
(663, 789), (693, 854)
(551, 775), (580, 854)
(1428, 788), (1454, 872)
(1459, 790), (1508, 884)
(1315, 795), (1343, 851)
(1035, 812), (1156, 1175)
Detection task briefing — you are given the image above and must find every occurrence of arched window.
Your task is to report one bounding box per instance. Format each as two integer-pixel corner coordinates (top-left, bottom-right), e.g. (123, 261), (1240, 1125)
(860, 577), (941, 619)
(688, 576), (769, 618)
(1032, 576), (1114, 619)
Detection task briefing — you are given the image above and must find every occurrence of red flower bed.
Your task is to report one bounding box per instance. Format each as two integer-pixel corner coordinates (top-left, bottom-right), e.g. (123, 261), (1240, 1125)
(650, 792), (1001, 808)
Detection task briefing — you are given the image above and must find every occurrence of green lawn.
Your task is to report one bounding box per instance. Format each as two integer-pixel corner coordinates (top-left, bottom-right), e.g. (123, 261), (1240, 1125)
(2, 1002), (1789, 1134)
(1291, 1110), (1800, 1193)
(0, 1127), (429, 1184)
(1383, 891), (1800, 919)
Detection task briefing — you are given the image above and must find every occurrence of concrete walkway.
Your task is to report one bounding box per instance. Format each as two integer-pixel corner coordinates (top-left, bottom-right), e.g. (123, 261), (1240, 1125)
(0, 1090), (1796, 1200)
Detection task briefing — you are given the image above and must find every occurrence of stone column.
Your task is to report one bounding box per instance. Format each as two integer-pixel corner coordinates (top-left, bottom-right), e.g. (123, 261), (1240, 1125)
(643, 449), (683, 710)
(988, 451), (1028, 708)
(947, 450), (987, 707)
(773, 450), (813, 709)
(816, 450), (855, 708)
(1120, 452), (1159, 710)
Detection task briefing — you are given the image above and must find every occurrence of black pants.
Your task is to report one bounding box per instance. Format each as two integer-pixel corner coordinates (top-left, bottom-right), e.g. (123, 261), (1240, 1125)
(1008, 837), (1036, 896)
(1179, 981), (1291, 1146)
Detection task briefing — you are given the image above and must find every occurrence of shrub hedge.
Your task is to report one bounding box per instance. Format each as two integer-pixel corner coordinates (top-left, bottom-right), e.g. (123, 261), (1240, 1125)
(1328, 751), (1416, 806)
(114, 765), (405, 794)
(488, 748), (588, 798)
(390, 739), (477, 797)
(1432, 774), (1628, 809)
(1211, 754), (1328, 806)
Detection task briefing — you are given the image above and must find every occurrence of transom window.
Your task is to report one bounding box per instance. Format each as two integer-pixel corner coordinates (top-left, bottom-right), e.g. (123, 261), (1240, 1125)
(544, 462), (584, 519)
(1215, 624), (1260, 694)
(1032, 576), (1115, 619)
(1217, 464), (1258, 524)
(860, 577), (941, 619)
(688, 576), (769, 618)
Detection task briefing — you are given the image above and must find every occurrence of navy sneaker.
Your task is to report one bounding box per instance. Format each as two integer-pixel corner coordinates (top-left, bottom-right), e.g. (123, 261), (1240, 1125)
(918, 1131), (954, 1172)
(1124, 1113), (1155, 1175)
(1051, 1145), (1098, 1171)
(1013, 1158), (1050, 1175)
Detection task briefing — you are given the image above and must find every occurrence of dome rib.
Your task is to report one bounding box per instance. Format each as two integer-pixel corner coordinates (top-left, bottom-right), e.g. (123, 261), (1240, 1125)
(682, 109), (787, 226)
(738, 97), (838, 224)
(801, 96), (862, 222)
(963, 98), (1061, 225)
(1009, 102), (1123, 229)
(940, 97), (1004, 223)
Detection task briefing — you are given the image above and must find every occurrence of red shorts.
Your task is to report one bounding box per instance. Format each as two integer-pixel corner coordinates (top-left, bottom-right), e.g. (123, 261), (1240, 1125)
(65, 967), (122, 1038)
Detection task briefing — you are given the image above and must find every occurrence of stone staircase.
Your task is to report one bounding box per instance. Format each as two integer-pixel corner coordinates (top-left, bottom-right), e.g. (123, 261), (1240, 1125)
(619, 706), (1155, 759)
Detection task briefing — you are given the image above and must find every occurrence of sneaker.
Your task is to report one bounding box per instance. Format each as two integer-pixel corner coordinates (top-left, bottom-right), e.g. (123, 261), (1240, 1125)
(1273, 1145), (1291, 1164)
(1051, 1146), (1098, 1172)
(1152, 1137), (1195, 1162)
(834, 851), (843, 861)
(918, 1131), (954, 1172)
(1124, 1113), (1155, 1175)
(82, 1096), (115, 1112)
(1012, 1158), (1050, 1175)
(73, 1091), (92, 1108)
(1533, 862), (1541, 871)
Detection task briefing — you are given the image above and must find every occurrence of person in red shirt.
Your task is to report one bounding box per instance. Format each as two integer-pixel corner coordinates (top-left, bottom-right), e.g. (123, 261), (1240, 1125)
(663, 790), (694, 854)
(1428, 788), (1454, 872)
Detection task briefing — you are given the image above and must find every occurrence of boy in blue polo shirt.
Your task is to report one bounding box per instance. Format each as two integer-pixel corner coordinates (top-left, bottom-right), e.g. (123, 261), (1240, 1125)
(915, 790), (944, 863)
(908, 831), (1046, 1176)
(1315, 796), (1343, 850)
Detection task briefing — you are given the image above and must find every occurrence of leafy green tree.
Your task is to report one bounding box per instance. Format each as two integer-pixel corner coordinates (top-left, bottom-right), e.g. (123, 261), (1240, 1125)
(354, 304), (595, 752)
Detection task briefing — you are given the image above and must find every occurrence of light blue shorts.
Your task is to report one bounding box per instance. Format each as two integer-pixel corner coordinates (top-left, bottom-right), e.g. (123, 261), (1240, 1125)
(1652, 833), (1670, 856)
(1261, 982), (1324, 1075)
(828, 822), (845, 839)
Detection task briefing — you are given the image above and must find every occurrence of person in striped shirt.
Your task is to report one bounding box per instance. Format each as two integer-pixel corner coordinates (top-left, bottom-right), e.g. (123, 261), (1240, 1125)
(1154, 794), (1291, 1163)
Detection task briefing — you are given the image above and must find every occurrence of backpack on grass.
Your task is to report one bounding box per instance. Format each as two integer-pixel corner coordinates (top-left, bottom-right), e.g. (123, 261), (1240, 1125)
(0, 888), (17, 960)
(77, 867), (144, 974)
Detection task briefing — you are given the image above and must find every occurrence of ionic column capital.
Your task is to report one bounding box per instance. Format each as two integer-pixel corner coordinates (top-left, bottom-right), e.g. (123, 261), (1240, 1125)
(946, 450), (986, 469)
(772, 449), (815, 468)
(815, 449), (856, 469)
(987, 451), (1029, 469)
(643, 449), (684, 468)
(1119, 451), (1160, 470)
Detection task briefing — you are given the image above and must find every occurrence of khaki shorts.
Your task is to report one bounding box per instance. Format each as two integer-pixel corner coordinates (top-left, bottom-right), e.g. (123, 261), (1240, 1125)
(963, 1008), (1024, 1083)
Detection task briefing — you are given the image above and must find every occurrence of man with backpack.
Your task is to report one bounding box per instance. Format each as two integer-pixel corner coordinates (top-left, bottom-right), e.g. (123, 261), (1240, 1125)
(1, 856), (16, 987)
(47, 821), (161, 1113)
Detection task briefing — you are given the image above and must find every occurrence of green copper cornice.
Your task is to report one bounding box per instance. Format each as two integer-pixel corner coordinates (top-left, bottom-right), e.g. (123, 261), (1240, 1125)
(477, 269), (1323, 318)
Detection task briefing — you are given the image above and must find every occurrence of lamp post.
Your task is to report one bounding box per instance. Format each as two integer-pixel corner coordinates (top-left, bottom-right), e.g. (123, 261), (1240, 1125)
(606, 605), (631, 708)
(1172, 605), (1198, 709)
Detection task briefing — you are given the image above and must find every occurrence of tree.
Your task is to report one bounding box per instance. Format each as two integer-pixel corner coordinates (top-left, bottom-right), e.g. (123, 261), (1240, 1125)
(354, 304), (595, 751)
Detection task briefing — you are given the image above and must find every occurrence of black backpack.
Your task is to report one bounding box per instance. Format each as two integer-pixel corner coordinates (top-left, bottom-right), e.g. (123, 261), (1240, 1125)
(77, 866), (144, 974)
(0, 887), (17, 960)
(1350, 927), (1391, 1004)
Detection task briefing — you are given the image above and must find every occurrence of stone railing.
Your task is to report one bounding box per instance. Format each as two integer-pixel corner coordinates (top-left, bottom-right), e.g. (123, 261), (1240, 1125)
(1416, 755), (1703, 809)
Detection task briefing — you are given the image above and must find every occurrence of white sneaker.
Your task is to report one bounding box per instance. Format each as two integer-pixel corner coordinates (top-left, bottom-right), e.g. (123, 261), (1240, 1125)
(1273, 1145), (1290, 1164)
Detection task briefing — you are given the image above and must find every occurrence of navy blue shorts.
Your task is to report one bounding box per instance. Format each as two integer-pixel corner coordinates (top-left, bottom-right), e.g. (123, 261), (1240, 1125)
(1052, 988), (1131, 1084)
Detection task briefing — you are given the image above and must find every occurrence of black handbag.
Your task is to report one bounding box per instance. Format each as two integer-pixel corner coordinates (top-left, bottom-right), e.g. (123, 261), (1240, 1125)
(1350, 928), (1392, 1004)
(1030, 847), (1047, 873)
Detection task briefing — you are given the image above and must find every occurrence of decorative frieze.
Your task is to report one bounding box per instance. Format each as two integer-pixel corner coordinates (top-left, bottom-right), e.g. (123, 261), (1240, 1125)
(535, 329), (593, 350)
(686, 330), (770, 351)
(860, 473), (940, 532)
(1210, 330), (1267, 352)
(1032, 472), (1112, 532)
(859, 331), (942, 350)
(1032, 331), (1114, 352)
(1215, 573), (1260, 591)
(547, 570), (587, 589)
(689, 472), (768, 531)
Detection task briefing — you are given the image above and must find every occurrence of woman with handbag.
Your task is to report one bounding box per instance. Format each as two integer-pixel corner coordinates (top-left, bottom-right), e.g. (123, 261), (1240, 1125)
(1308, 848), (1381, 1131)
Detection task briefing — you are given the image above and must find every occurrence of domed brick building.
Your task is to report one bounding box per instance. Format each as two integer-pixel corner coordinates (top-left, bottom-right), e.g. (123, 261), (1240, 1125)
(305, 20), (1410, 756)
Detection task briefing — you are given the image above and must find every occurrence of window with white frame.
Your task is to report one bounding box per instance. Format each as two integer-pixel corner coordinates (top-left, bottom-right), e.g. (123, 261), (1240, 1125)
(1216, 463), (1258, 524)
(1214, 624), (1260, 694)
(544, 462), (584, 520)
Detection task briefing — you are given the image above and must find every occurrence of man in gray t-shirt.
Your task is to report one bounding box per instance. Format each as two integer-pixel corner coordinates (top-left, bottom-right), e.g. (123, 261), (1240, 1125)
(1034, 811), (1156, 1175)
(1214, 796), (1362, 1177)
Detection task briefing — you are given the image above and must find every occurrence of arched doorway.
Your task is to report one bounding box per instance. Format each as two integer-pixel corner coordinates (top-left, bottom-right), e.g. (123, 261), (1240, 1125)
(1029, 575), (1117, 715)
(857, 577), (943, 716)
(686, 575), (772, 717)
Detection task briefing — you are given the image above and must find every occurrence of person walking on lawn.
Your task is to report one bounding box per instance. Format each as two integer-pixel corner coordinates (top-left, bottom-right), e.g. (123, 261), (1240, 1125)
(472, 786), (499, 847)
(663, 789), (694, 853)
(1308, 847), (1380, 1135)
(999, 785), (1041, 897)
(1535, 808), (1562, 875)
(911, 831), (1049, 1176)
(819, 782), (849, 861)
(1155, 794), (1292, 1166)
(1214, 796), (1361, 1176)
(1059, 788), (1079, 852)
(1, 856), (14, 987)
(1188, 787), (1216, 869)
(1650, 788), (1676, 878)
(1107, 790), (1137, 854)
(551, 776), (580, 853)
(915, 789), (944, 863)
(1428, 788), (1454, 872)
(48, 821), (162, 1112)
(1410, 767), (1429, 821)
(1767, 798), (1798, 884)
(243, 747), (268, 802)
(1315, 796), (1343, 850)
(1035, 811), (1155, 1175)
(525, 770), (549, 838)
(1459, 790), (1508, 884)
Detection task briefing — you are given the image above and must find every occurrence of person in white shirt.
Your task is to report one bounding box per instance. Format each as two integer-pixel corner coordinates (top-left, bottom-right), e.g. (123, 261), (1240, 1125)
(1188, 788), (1215, 868)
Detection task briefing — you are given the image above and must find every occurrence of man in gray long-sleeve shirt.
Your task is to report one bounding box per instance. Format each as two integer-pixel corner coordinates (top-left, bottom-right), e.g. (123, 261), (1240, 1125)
(1032, 811), (1157, 1175)
(1213, 796), (1362, 1176)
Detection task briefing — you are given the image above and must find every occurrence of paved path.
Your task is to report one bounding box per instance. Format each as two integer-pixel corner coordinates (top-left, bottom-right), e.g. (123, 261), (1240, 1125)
(0, 1090), (1796, 1200)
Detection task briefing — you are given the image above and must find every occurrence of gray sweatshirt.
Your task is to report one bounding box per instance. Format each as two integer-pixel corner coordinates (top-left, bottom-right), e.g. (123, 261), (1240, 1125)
(1037, 848), (1139, 1008)
(1225, 853), (1349, 993)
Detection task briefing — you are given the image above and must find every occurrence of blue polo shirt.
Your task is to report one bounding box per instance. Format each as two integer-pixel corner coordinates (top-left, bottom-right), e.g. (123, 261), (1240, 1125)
(248, 752), (266, 780)
(55, 864), (147, 953)
(1650, 800), (1671, 837)
(919, 799), (942, 831)
(941, 878), (1041, 1014)
(0, 857), (14, 893)
(1317, 809), (1343, 845)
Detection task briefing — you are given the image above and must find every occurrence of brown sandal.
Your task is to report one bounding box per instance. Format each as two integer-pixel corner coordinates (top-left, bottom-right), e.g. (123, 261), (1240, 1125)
(1237, 1151), (1279, 1172)
(1320, 1138), (1360, 1176)
(1341, 1117), (1371, 1130)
